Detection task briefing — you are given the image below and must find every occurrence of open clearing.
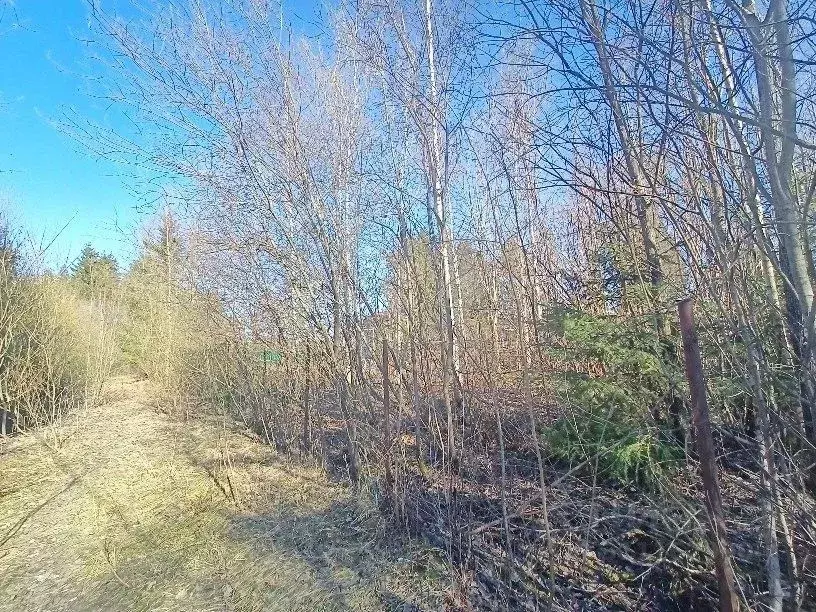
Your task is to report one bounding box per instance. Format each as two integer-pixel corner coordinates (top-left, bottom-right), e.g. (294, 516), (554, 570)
(0, 376), (446, 612)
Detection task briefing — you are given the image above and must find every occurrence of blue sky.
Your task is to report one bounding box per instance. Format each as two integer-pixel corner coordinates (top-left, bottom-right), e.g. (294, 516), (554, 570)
(0, 0), (146, 270)
(0, 0), (322, 271)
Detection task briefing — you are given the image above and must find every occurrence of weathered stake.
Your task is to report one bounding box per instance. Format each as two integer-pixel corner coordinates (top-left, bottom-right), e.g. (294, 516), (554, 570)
(382, 338), (394, 494)
(302, 340), (312, 454)
(678, 298), (740, 612)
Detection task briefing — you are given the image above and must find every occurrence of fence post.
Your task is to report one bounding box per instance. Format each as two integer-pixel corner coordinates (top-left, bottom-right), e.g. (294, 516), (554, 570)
(382, 338), (394, 495)
(678, 297), (740, 612)
(302, 340), (312, 454)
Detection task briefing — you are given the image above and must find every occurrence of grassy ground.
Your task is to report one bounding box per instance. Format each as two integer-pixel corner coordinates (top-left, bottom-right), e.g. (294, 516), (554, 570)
(0, 376), (447, 611)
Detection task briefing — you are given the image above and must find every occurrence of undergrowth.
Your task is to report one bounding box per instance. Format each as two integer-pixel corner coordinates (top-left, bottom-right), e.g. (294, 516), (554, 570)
(542, 308), (683, 489)
(544, 414), (682, 488)
(0, 233), (117, 432)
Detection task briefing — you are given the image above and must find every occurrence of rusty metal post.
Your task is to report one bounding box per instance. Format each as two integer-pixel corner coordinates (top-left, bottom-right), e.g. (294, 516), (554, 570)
(678, 298), (740, 612)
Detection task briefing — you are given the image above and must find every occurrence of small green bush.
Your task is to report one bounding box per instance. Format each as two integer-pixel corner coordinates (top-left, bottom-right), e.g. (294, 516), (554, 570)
(541, 308), (683, 489)
(544, 413), (682, 488)
(545, 308), (670, 405)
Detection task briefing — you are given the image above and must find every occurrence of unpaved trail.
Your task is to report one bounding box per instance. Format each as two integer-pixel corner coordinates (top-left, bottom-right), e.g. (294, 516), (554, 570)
(0, 376), (444, 612)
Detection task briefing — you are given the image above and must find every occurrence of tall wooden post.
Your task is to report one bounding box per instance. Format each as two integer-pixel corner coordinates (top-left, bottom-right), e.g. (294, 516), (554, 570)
(678, 298), (740, 612)
(303, 340), (312, 454)
(382, 338), (394, 495)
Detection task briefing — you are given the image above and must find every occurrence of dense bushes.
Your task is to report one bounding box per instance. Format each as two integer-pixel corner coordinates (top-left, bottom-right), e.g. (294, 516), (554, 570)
(0, 215), (240, 432)
(112, 215), (271, 424)
(117, 260), (206, 399)
(0, 252), (117, 433)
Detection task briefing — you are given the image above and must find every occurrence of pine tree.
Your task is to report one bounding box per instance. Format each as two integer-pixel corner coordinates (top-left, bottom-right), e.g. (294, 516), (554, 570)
(71, 244), (118, 297)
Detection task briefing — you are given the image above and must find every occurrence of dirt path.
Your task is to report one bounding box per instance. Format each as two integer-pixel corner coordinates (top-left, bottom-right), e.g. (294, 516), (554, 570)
(0, 376), (444, 611)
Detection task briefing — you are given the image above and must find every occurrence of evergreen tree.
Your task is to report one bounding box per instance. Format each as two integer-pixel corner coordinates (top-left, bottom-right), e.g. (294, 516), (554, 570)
(72, 243), (118, 297)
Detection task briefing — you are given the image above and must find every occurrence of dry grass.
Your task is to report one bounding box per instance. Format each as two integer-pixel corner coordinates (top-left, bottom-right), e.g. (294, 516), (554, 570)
(0, 376), (447, 611)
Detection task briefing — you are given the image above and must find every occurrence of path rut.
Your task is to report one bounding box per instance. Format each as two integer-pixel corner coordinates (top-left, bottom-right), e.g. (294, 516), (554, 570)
(0, 376), (443, 611)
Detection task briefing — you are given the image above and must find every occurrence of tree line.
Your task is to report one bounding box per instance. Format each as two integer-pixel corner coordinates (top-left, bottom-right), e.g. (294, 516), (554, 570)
(43, 0), (816, 608)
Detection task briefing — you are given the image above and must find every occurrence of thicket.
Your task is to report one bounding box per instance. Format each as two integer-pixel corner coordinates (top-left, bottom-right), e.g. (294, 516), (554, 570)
(33, 0), (816, 608)
(0, 230), (117, 437)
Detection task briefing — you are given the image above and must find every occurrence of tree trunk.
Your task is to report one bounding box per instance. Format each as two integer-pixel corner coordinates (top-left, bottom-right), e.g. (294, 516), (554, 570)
(424, 0), (459, 468)
(581, 0), (684, 436)
(742, 0), (816, 444)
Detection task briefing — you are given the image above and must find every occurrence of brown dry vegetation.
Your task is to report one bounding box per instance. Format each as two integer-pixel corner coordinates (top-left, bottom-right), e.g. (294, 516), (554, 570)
(4, 0), (816, 607)
(0, 375), (447, 612)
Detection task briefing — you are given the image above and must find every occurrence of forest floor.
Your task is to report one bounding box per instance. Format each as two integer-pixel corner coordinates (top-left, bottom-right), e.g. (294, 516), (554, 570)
(0, 376), (447, 612)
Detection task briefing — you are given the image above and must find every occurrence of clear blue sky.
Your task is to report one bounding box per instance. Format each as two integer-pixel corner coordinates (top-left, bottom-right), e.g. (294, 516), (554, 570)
(0, 0), (323, 271)
(0, 0), (145, 270)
